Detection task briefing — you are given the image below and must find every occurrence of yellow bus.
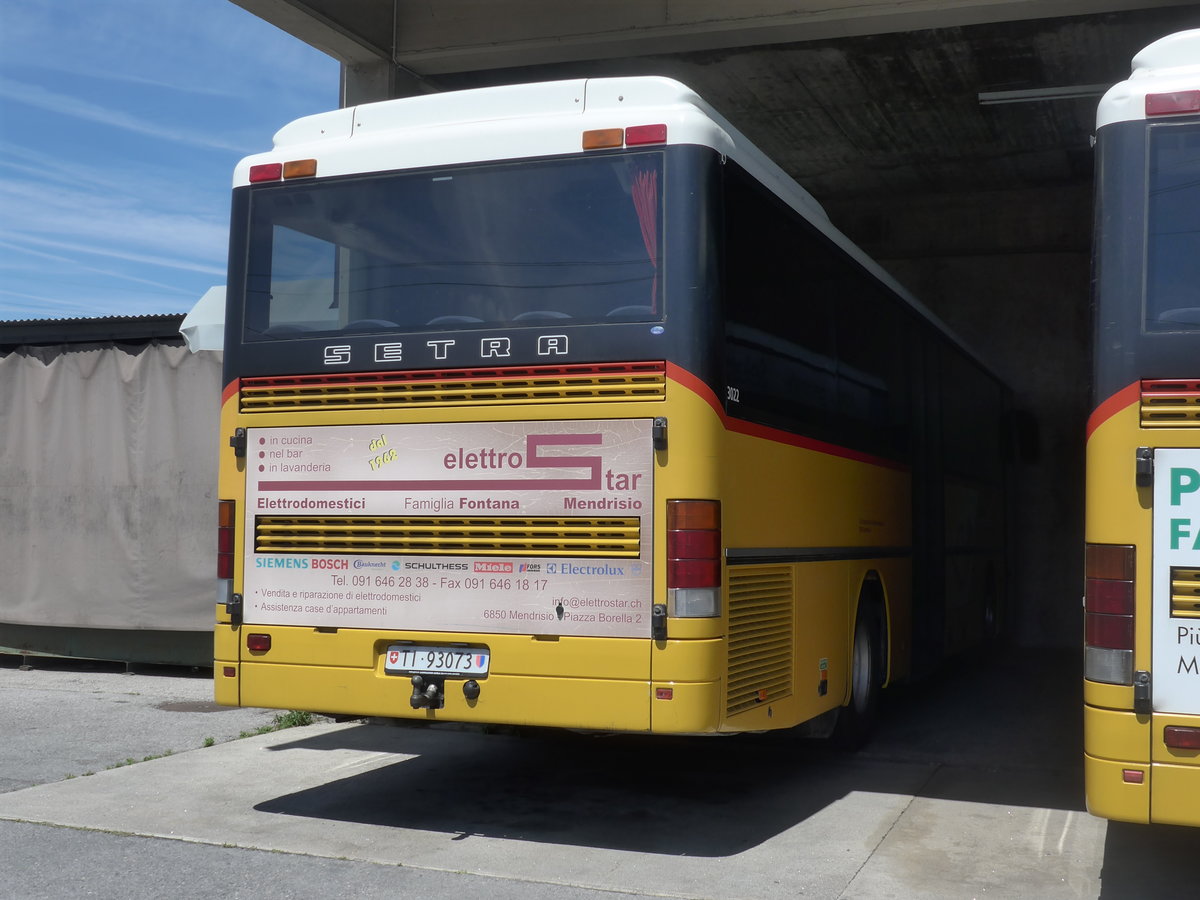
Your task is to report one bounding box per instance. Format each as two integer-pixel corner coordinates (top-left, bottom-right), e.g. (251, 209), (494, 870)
(1085, 29), (1200, 826)
(215, 77), (1007, 742)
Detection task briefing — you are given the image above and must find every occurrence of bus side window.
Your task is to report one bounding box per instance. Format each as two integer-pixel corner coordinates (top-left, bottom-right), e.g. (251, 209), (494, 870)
(723, 162), (837, 428)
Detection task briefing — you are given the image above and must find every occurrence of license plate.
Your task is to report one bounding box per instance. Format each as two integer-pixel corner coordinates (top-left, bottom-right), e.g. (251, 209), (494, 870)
(384, 644), (489, 677)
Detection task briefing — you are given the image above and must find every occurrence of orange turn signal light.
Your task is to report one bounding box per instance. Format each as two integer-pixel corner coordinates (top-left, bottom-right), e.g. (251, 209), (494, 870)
(283, 158), (318, 179)
(582, 128), (624, 150)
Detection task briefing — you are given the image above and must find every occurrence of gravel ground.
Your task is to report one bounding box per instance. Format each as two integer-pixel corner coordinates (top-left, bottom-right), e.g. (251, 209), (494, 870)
(0, 653), (281, 792)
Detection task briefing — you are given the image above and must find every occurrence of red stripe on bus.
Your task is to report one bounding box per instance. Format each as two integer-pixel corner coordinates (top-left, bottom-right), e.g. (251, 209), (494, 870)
(665, 362), (908, 472)
(222, 379), (240, 406)
(726, 417), (910, 472)
(1086, 382), (1140, 441)
(665, 361), (723, 412)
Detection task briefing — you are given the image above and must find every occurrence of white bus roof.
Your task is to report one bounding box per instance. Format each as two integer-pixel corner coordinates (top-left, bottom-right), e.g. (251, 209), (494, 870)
(1097, 29), (1200, 129)
(234, 76), (828, 223)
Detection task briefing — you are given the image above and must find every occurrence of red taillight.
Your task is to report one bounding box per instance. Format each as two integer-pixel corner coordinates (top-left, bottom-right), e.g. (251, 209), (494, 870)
(1084, 543), (1135, 651)
(667, 500), (721, 589)
(1085, 577), (1134, 615)
(1146, 90), (1200, 117)
(669, 529), (721, 559)
(1164, 726), (1200, 750)
(247, 633), (271, 652)
(667, 500), (722, 618)
(248, 163), (283, 182)
(1085, 613), (1134, 649)
(218, 500), (235, 580)
(626, 124), (667, 145)
(668, 558), (722, 589)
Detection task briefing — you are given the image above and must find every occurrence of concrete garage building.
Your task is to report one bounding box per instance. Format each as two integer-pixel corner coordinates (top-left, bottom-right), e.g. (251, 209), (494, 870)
(230, 0), (1198, 650)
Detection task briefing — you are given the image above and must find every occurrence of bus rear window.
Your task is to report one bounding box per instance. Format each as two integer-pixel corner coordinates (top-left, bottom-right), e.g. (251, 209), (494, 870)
(241, 153), (664, 340)
(1145, 122), (1200, 331)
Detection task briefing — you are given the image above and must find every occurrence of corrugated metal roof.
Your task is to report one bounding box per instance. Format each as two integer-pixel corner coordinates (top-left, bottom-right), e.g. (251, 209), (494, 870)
(0, 314), (187, 350)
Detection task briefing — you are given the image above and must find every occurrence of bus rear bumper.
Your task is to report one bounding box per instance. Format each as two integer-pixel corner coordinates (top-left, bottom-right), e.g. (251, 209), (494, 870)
(234, 660), (726, 734)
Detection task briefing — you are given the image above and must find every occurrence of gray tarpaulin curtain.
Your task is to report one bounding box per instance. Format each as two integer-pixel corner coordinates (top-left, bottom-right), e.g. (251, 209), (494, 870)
(0, 342), (221, 631)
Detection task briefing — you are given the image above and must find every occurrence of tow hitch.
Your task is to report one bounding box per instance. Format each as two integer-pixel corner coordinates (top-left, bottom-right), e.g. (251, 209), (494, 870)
(409, 674), (445, 709)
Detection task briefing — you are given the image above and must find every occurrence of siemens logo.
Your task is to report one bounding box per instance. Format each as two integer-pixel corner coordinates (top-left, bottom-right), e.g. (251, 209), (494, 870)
(255, 558), (349, 570)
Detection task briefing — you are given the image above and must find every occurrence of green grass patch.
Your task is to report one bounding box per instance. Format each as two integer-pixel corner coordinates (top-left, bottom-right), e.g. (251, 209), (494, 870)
(238, 709), (315, 739)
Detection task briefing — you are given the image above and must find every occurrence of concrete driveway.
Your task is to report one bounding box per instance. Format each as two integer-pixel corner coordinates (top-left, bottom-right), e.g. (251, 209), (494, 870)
(1, 651), (1195, 899)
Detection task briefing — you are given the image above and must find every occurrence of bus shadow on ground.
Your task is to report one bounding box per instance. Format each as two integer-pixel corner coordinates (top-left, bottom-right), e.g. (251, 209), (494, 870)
(255, 649), (1090, 855)
(257, 726), (932, 856)
(1099, 822), (1199, 898)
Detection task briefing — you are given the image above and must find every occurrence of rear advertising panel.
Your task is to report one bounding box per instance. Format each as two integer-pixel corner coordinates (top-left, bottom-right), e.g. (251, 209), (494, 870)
(242, 419), (654, 638)
(1152, 448), (1200, 715)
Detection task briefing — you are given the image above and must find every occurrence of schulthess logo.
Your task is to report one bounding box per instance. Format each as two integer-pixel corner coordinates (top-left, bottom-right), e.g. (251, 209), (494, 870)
(474, 561), (513, 574)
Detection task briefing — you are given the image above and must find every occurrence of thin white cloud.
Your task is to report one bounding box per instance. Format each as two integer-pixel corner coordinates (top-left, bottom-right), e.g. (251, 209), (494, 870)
(0, 172), (228, 263)
(1, 0), (336, 103)
(0, 287), (135, 319)
(0, 286), (192, 320)
(0, 76), (250, 153)
(0, 232), (225, 278)
(0, 140), (229, 211)
(0, 238), (209, 295)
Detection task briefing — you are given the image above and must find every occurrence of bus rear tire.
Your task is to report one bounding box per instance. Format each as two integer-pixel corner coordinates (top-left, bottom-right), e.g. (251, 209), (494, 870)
(831, 605), (883, 751)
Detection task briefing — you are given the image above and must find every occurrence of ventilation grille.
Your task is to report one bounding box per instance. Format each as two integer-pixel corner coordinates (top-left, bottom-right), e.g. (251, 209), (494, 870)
(240, 362), (666, 413)
(1141, 380), (1200, 426)
(726, 566), (794, 717)
(1170, 567), (1200, 618)
(255, 516), (641, 558)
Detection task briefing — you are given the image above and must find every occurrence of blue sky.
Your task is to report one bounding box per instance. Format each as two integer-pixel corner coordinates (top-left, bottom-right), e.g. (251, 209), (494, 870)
(0, 0), (339, 321)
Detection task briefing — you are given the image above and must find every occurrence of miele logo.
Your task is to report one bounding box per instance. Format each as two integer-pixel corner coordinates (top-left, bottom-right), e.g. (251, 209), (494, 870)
(322, 335), (569, 366)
